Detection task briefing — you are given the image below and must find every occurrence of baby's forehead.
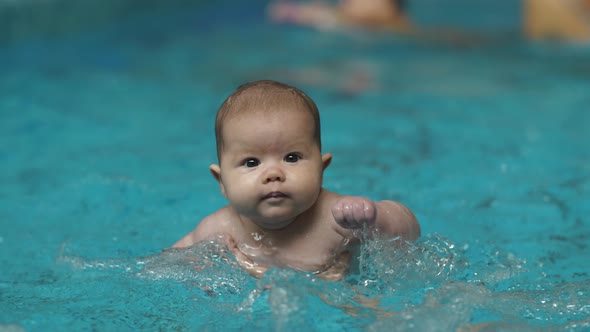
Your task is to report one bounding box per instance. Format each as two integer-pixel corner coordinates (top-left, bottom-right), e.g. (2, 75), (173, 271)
(221, 106), (316, 144)
(222, 99), (313, 126)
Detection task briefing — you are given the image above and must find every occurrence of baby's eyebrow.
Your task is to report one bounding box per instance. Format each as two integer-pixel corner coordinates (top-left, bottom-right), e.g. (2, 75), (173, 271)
(234, 152), (259, 160)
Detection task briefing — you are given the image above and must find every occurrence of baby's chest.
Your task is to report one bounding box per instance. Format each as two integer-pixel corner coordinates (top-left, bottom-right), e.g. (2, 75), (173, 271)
(236, 230), (347, 271)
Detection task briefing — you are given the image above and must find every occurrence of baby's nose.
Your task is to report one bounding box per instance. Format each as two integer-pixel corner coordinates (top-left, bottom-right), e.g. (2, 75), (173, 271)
(263, 166), (285, 183)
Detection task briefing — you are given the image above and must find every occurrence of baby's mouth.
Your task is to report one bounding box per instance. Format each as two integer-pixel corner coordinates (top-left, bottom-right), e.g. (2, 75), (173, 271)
(262, 191), (288, 200)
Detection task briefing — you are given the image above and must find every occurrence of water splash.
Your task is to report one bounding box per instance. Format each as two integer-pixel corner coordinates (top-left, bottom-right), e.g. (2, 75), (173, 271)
(58, 240), (252, 297)
(54, 234), (590, 331)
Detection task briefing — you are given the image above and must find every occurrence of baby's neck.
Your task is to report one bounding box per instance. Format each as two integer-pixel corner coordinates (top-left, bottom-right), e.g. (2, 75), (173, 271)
(238, 214), (299, 233)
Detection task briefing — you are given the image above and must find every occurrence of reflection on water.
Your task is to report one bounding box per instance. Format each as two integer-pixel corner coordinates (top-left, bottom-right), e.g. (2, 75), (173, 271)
(54, 234), (590, 331)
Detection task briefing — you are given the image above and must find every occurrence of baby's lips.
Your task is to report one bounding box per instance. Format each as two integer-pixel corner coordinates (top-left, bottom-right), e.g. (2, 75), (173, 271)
(262, 191), (288, 200)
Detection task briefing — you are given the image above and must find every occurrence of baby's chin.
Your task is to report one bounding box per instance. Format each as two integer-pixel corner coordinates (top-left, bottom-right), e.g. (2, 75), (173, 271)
(249, 211), (301, 230)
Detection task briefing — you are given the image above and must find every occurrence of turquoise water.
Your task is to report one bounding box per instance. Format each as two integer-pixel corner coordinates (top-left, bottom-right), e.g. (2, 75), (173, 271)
(1, 1), (590, 331)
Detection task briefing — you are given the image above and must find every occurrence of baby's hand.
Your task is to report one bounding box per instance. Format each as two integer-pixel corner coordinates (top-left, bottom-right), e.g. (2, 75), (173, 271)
(331, 196), (376, 229)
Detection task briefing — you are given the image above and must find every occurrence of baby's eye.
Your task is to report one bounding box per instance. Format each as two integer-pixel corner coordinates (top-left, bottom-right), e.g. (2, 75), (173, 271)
(242, 158), (260, 168)
(284, 153), (301, 163)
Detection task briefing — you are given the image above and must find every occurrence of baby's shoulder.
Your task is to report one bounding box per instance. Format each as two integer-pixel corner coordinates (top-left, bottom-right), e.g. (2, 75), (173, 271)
(203, 206), (237, 225)
(312, 189), (355, 238)
(197, 206), (240, 234)
(312, 189), (344, 219)
(317, 188), (342, 206)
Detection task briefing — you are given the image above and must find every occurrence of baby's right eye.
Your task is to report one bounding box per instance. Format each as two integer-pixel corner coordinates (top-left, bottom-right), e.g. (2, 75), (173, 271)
(242, 158), (260, 168)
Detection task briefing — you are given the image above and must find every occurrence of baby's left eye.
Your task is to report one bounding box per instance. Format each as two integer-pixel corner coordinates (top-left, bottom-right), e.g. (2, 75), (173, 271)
(284, 153), (301, 163)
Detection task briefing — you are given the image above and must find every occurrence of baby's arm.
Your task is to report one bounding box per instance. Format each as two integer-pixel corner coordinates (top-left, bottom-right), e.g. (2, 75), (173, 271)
(331, 196), (420, 241)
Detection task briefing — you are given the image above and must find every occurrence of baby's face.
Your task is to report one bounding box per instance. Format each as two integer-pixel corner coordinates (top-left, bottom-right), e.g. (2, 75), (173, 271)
(215, 108), (328, 230)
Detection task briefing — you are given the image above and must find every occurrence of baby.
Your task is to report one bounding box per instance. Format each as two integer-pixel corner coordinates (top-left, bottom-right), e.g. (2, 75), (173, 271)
(174, 80), (420, 280)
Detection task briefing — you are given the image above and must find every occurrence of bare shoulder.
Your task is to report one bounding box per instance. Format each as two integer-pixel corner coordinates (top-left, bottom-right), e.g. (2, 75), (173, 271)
(374, 200), (420, 240)
(376, 200), (414, 216)
(314, 189), (353, 235)
(172, 206), (237, 248)
(317, 188), (342, 206)
(199, 206), (236, 232)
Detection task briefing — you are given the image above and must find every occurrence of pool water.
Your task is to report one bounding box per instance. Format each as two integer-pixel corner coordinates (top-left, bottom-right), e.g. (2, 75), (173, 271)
(1, 1), (589, 331)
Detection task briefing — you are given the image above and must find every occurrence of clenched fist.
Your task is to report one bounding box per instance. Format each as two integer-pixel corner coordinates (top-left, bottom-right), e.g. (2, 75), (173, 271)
(331, 196), (377, 229)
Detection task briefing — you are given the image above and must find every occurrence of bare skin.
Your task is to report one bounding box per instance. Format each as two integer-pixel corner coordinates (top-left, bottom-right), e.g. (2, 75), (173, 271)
(267, 0), (492, 47)
(267, 0), (411, 32)
(175, 190), (418, 279)
(524, 0), (590, 42)
(174, 89), (420, 280)
(269, 0), (590, 43)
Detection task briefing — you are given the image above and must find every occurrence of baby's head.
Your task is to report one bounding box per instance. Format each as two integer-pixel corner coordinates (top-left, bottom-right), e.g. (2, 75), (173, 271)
(215, 80), (321, 163)
(211, 80), (331, 228)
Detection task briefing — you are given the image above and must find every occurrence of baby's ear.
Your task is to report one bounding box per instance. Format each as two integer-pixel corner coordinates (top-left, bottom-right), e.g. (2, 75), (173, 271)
(321, 153), (332, 171)
(209, 164), (226, 197)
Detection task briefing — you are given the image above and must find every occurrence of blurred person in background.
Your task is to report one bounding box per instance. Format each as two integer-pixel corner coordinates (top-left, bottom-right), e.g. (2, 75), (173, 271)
(269, 0), (590, 43)
(267, 0), (497, 46)
(268, 0), (412, 32)
(524, 0), (590, 42)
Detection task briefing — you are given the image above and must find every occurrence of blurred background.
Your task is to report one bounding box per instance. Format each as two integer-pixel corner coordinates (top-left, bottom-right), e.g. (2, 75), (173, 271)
(1, 0), (590, 330)
(1, 0), (589, 264)
(1, 0), (589, 253)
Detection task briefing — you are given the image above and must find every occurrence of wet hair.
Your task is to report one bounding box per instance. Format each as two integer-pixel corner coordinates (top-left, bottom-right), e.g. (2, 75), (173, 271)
(214, 80), (321, 162)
